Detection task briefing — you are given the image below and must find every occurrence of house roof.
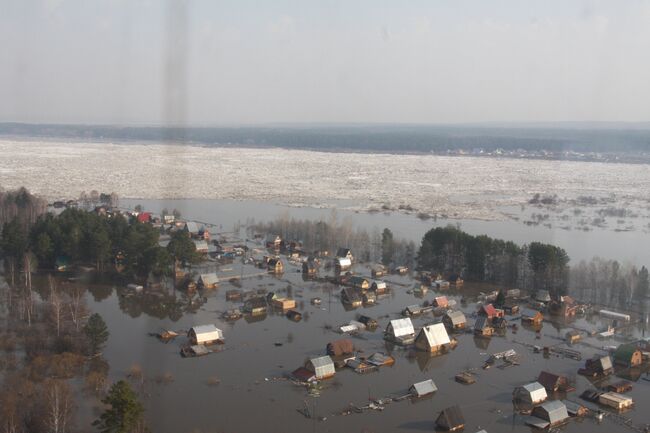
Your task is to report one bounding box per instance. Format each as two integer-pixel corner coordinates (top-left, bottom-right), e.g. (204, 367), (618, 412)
(614, 344), (640, 362)
(418, 324), (451, 347)
(434, 296), (449, 307)
(521, 308), (542, 318)
(349, 276), (368, 285)
(189, 325), (224, 343)
(184, 221), (199, 233)
(194, 240), (209, 250)
(480, 304), (497, 317)
(536, 290), (551, 302)
(388, 318), (414, 338)
(410, 379), (437, 397)
(517, 382), (548, 402)
(308, 356), (335, 377)
(335, 257), (352, 267)
(341, 287), (362, 302)
(326, 339), (355, 356)
(199, 273), (219, 285)
(537, 371), (564, 390)
(436, 406), (464, 429)
(474, 316), (490, 330)
(445, 310), (466, 325)
(597, 355), (613, 371)
(533, 400), (568, 424)
(336, 248), (351, 257)
(562, 400), (585, 416)
(191, 324), (220, 335)
(245, 297), (268, 309)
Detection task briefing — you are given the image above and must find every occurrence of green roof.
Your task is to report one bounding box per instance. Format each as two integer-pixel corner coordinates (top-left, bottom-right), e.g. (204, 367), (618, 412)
(614, 344), (639, 362)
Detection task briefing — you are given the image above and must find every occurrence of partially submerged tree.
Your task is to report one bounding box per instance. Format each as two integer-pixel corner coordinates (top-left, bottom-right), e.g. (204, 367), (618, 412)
(84, 313), (109, 355)
(93, 380), (146, 433)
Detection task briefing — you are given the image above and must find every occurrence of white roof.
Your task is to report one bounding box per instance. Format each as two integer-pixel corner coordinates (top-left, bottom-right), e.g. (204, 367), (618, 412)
(388, 318), (415, 338)
(411, 379), (438, 397)
(418, 323), (451, 347)
(190, 324), (224, 343)
(194, 240), (209, 250)
(199, 273), (219, 285)
(519, 382), (547, 402)
(309, 355), (335, 378)
(372, 280), (387, 288)
(336, 257), (352, 267)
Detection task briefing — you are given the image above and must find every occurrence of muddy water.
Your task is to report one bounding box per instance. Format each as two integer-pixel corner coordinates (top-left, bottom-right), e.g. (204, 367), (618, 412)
(120, 198), (650, 266)
(78, 255), (649, 433)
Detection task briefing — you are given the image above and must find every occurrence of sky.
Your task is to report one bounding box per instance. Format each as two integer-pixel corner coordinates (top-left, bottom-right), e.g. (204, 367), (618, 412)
(1, 0), (650, 125)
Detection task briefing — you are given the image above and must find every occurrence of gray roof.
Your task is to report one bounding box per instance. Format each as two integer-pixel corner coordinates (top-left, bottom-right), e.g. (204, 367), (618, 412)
(308, 355), (335, 378)
(533, 400), (568, 424)
(521, 308), (541, 318)
(474, 316), (490, 330)
(562, 400), (584, 416)
(418, 324), (451, 347)
(410, 379), (438, 397)
(199, 273), (219, 285)
(446, 310), (466, 325)
(516, 382), (547, 403)
(600, 355), (613, 371)
(536, 290), (551, 302)
(184, 221), (200, 233)
(387, 318), (415, 338)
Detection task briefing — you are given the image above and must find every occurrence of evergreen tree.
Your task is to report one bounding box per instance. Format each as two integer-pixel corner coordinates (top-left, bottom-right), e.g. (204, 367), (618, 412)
(93, 380), (145, 433)
(84, 313), (109, 355)
(381, 228), (394, 266)
(637, 266), (649, 301)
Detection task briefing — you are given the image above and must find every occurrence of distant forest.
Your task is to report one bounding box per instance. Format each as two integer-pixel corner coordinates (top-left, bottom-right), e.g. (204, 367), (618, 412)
(2, 122), (650, 154)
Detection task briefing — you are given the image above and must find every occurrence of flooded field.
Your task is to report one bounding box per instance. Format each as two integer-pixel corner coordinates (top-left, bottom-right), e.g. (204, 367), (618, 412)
(69, 247), (649, 433)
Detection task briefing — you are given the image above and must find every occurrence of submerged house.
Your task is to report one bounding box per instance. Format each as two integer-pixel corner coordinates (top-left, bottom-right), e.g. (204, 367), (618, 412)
(478, 304), (501, 320)
(385, 318), (415, 344)
(579, 355), (613, 377)
(362, 291), (377, 304)
(183, 221), (200, 237)
(348, 276), (370, 290)
(371, 264), (386, 278)
(443, 310), (467, 330)
(272, 298), (296, 310)
(358, 315), (378, 328)
(537, 371), (570, 393)
(243, 297), (268, 315)
(414, 323), (452, 353)
(188, 325), (224, 345)
(267, 258), (284, 274)
(305, 356), (335, 380)
(535, 290), (552, 304)
(598, 392), (634, 410)
(530, 400), (569, 428)
(513, 382), (548, 405)
(613, 344), (643, 367)
(566, 330), (581, 344)
(336, 247), (353, 261)
(521, 308), (544, 326)
(371, 280), (388, 294)
(341, 287), (363, 307)
(198, 273), (219, 289)
(436, 406), (465, 432)
(302, 260), (318, 277)
(433, 296), (449, 308)
(409, 379), (438, 398)
(326, 339), (355, 357)
(334, 257), (352, 272)
(474, 316), (494, 336)
(193, 240), (209, 254)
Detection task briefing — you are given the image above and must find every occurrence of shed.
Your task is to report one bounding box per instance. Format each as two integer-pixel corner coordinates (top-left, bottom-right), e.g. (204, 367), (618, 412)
(335, 257), (352, 272)
(326, 339), (355, 357)
(474, 316), (494, 336)
(183, 221), (200, 235)
(348, 276), (370, 290)
(443, 310), (467, 330)
(531, 400), (569, 426)
(579, 355), (613, 377)
(566, 330), (581, 344)
(305, 356), (335, 380)
(193, 240), (209, 254)
(537, 371), (570, 393)
(433, 296), (449, 308)
(598, 392), (634, 410)
(358, 315), (378, 328)
(371, 280), (388, 294)
(513, 382), (548, 405)
(385, 318), (415, 344)
(436, 406), (465, 432)
(341, 287), (363, 307)
(188, 325), (224, 345)
(272, 298), (296, 310)
(414, 323), (452, 353)
(521, 308), (544, 325)
(198, 273), (219, 289)
(267, 258), (284, 274)
(243, 297), (267, 314)
(562, 400), (588, 417)
(409, 379), (437, 398)
(613, 344), (643, 367)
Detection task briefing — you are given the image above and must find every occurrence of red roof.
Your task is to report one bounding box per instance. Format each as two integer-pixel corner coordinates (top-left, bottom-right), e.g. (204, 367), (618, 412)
(137, 212), (151, 223)
(434, 296), (449, 308)
(479, 304), (497, 318)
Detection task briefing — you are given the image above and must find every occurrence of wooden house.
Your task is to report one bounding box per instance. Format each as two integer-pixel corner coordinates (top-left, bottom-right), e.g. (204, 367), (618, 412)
(443, 310), (467, 330)
(598, 392), (634, 410)
(272, 298), (296, 310)
(503, 300), (520, 315)
(537, 371), (570, 393)
(266, 234), (282, 250)
(336, 247), (353, 262)
(394, 265), (408, 275)
(530, 401), (569, 427)
(433, 296), (449, 308)
(370, 280), (388, 294)
(326, 339), (355, 357)
(286, 309), (302, 321)
(513, 382), (548, 405)
(362, 291), (376, 304)
(409, 379), (438, 398)
(521, 308), (544, 325)
(334, 257), (352, 272)
(579, 355), (613, 377)
(371, 264), (386, 278)
(305, 356), (335, 380)
(193, 240), (209, 254)
(474, 316), (494, 336)
(198, 273), (219, 289)
(267, 258), (284, 274)
(183, 221), (200, 237)
(608, 381), (633, 394)
(302, 260), (318, 277)
(348, 276), (370, 290)
(613, 344), (643, 367)
(358, 315), (378, 329)
(340, 287), (363, 307)
(243, 297), (267, 315)
(566, 330), (581, 344)
(188, 325), (224, 345)
(384, 318), (415, 345)
(436, 406), (465, 432)
(448, 274), (464, 286)
(478, 304), (502, 320)
(414, 323), (452, 353)
(563, 400), (588, 417)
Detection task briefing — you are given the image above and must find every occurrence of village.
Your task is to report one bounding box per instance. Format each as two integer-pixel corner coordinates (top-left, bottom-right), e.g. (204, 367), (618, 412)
(72, 203), (650, 433)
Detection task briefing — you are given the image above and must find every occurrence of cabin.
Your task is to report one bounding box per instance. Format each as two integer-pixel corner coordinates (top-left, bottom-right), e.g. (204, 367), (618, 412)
(370, 280), (388, 294)
(521, 308), (544, 325)
(478, 304), (502, 320)
(613, 344), (643, 367)
(334, 257), (352, 272)
(193, 240), (209, 254)
(188, 325), (224, 345)
(340, 288), (363, 307)
(198, 273), (219, 289)
(272, 298), (296, 310)
(537, 371), (570, 393)
(433, 296), (449, 308)
(358, 315), (378, 328)
(183, 221), (200, 237)
(443, 310), (467, 330)
(563, 400), (588, 417)
(305, 356), (335, 380)
(503, 300), (520, 315)
(243, 297), (268, 315)
(566, 330), (581, 344)
(410, 379), (437, 398)
(414, 323), (452, 353)
(302, 260), (318, 277)
(530, 400), (569, 427)
(267, 258), (284, 274)
(579, 355), (613, 377)
(535, 290), (551, 303)
(436, 406), (465, 432)
(473, 316), (494, 336)
(336, 247), (353, 261)
(598, 392), (633, 410)
(362, 291), (376, 304)
(348, 276), (370, 290)
(326, 339), (355, 357)
(384, 318), (415, 345)
(371, 264), (386, 278)
(513, 382), (547, 405)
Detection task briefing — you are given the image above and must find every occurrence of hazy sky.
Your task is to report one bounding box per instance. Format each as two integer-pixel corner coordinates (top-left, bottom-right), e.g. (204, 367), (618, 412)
(2, 0), (650, 125)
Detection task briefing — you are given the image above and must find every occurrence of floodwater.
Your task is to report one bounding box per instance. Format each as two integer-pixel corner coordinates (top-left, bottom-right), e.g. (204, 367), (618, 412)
(74, 248), (649, 433)
(121, 198), (650, 266)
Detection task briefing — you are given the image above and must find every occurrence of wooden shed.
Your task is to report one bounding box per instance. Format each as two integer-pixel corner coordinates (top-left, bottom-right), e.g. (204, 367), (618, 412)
(414, 323), (452, 353)
(443, 310), (467, 330)
(341, 287), (363, 307)
(579, 355), (613, 377)
(537, 371), (570, 393)
(272, 298), (296, 310)
(436, 406), (465, 432)
(521, 308), (544, 326)
(326, 339), (355, 357)
(566, 330), (581, 344)
(188, 325), (224, 345)
(198, 273), (219, 289)
(370, 280), (388, 294)
(384, 318), (415, 345)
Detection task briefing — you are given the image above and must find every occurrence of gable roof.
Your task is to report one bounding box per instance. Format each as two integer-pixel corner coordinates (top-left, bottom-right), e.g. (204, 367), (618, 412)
(436, 405), (464, 429)
(537, 371), (564, 390)
(387, 318), (414, 337)
(474, 316), (491, 330)
(184, 221), (199, 234)
(199, 273), (219, 286)
(410, 379), (437, 397)
(480, 304), (497, 317)
(533, 400), (568, 424)
(336, 247), (351, 257)
(614, 344), (640, 362)
(521, 308), (542, 318)
(445, 310), (466, 326)
(418, 323), (451, 347)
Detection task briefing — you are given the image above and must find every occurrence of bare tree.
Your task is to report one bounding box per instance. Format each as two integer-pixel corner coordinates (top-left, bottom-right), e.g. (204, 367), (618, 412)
(67, 286), (86, 332)
(23, 253), (34, 327)
(43, 379), (74, 433)
(49, 276), (63, 337)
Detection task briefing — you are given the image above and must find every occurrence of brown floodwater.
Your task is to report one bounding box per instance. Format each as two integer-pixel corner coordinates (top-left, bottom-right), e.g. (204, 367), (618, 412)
(74, 254), (649, 433)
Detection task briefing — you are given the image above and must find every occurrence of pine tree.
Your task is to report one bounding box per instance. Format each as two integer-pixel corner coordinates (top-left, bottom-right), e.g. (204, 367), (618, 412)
(84, 313), (109, 355)
(93, 380), (145, 433)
